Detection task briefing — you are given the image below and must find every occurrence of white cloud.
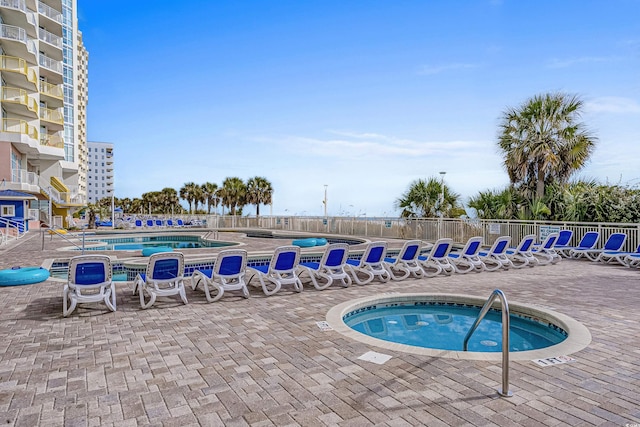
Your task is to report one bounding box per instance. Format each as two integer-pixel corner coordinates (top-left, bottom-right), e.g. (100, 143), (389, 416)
(417, 63), (480, 75)
(271, 132), (490, 159)
(546, 56), (614, 68)
(585, 97), (640, 114)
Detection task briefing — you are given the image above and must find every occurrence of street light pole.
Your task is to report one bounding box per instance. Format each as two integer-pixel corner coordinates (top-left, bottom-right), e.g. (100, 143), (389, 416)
(439, 171), (446, 239)
(323, 185), (328, 218)
(439, 171), (446, 216)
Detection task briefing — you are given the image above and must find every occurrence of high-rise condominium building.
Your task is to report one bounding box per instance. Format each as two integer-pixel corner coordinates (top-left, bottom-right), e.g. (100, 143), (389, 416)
(86, 141), (113, 204)
(0, 0), (87, 228)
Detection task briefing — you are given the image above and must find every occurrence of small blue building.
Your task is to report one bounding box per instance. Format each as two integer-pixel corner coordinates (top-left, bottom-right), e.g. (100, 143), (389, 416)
(0, 190), (37, 233)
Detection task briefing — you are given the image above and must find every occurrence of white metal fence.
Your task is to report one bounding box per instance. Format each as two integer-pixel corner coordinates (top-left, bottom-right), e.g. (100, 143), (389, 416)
(142, 215), (640, 253)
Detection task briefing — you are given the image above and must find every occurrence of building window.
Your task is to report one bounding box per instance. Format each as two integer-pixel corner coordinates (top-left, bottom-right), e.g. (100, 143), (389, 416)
(1, 205), (16, 217)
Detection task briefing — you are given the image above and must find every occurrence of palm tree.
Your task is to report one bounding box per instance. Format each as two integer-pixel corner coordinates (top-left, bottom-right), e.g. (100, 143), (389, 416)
(142, 191), (161, 214)
(192, 185), (205, 214)
(179, 182), (199, 214)
(395, 177), (461, 218)
(245, 176), (273, 217)
(498, 92), (597, 199)
(220, 177), (246, 215)
(468, 187), (522, 219)
(201, 182), (219, 214)
(159, 187), (180, 214)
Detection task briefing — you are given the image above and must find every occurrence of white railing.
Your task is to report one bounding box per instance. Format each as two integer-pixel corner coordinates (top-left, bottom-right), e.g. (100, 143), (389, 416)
(37, 1), (62, 23)
(38, 27), (62, 48)
(157, 215), (640, 254)
(0, 217), (27, 244)
(38, 53), (62, 73)
(0, 23), (26, 43)
(10, 169), (39, 186)
(0, 0), (25, 12)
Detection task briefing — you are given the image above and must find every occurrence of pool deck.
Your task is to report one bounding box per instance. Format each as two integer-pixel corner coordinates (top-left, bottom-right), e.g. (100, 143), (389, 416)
(0, 230), (638, 426)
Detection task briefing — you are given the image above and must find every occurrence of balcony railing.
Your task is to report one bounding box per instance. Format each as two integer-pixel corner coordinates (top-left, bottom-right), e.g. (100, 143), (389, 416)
(38, 53), (62, 73)
(1, 118), (37, 139)
(38, 27), (62, 48)
(39, 80), (63, 99)
(39, 106), (63, 124)
(37, 1), (62, 23)
(0, 55), (37, 84)
(40, 132), (64, 148)
(10, 168), (38, 186)
(0, 86), (38, 113)
(0, 0), (26, 12)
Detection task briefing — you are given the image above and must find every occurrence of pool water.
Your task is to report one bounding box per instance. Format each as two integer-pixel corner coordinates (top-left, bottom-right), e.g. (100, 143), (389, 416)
(81, 235), (234, 251)
(344, 304), (567, 352)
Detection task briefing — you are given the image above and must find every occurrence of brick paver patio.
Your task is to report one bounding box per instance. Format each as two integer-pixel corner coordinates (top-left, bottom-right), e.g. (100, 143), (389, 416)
(0, 230), (638, 426)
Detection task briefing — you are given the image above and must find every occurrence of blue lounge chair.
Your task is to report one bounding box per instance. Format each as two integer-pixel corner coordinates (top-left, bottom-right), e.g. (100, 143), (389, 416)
(624, 253), (640, 268)
(555, 230), (573, 247)
(145, 219), (155, 228)
(133, 252), (188, 308)
(531, 232), (561, 265)
(506, 234), (538, 268)
(446, 236), (485, 274)
(247, 246), (302, 295)
(570, 233), (626, 261)
(418, 238), (455, 277)
(298, 243), (352, 290)
(383, 240), (424, 280)
(557, 231), (599, 258)
(192, 249), (249, 301)
(478, 236), (512, 271)
(344, 241), (390, 285)
(599, 244), (640, 265)
(63, 255), (116, 317)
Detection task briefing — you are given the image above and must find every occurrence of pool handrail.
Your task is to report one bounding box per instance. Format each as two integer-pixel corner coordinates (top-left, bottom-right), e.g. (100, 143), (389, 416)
(463, 289), (512, 398)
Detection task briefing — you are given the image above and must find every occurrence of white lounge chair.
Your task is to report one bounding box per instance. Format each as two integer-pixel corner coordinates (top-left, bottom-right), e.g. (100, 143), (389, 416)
(383, 240), (425, 280)
(446, 236), (485, 274)
(570, 233), (627, 261)
(191, 249), (249, 301)
(133, 252), (188, 308)
(598, 244), (640, 266)
(557, 231), (599, 258)
(298, 243), (352, 290)
(478, 236), (513, 271)
(247, 246), (302, 295)
(344, 241), (390, 285)
(63, 254), (116, 317)
(418, 238), (455, 276)
(531, 232), (561, 265)
(505, 234), (538, 268)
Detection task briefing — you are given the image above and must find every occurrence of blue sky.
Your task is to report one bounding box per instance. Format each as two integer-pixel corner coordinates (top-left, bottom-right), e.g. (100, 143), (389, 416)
(78, 0), (640, 216)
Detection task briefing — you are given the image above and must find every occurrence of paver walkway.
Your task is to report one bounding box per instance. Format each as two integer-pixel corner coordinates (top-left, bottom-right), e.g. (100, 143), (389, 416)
(0, 230), (638, 426)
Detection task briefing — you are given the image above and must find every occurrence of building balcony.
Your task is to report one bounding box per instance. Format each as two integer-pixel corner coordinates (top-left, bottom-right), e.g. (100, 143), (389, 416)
(0, 24), (38, 61)
(39, 80), (63, 102)
(40, 132), (64, 149)
(38, 26), (62, 48)
(0, 1), (37, 33)
(0, 86), (38, 117)
(37, 1), (62, 28)
(38, 53), (62, 74)
(39, 106), (64, 126)
(0, 55), (37, 89)
(1, 117), (37, 140)
(37, 27), (62, 60)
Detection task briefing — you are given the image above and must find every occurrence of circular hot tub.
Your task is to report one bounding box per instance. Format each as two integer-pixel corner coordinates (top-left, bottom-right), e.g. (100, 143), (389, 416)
(326, 293), (591, 361)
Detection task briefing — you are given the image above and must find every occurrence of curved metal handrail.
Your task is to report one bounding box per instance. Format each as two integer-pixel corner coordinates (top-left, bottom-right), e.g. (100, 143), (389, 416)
(463, 289), (512, 397)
